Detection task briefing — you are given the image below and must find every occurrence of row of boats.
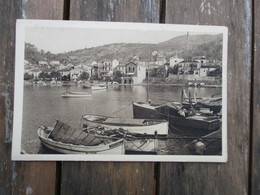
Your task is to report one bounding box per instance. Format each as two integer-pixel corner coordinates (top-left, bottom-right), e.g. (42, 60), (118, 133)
(38, 89), (222, 155)
(37, 115), (166, 155)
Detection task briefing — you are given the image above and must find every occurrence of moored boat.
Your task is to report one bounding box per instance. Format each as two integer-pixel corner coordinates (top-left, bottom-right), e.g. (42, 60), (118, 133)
(132, 102), (164, 120)
(38, 121), (125, 154)
(82, 114), (168, 135)
(155, 104), (221, 135)
(86, 128), (159, 154)
(91, 85), (107, 90)
(61, 91), (92, 98)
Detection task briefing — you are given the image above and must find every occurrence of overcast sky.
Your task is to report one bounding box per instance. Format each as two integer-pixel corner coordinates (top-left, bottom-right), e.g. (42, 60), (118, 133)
(25, 25), (219, 54)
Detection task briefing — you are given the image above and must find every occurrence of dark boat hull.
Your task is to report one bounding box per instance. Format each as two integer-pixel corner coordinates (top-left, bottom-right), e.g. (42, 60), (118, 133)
(132, 102), (220, 135)
(132, 102), (164, 119)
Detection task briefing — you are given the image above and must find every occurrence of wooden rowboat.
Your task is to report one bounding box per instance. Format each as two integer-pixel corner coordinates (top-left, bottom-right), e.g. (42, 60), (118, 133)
(37, 121), (125, 154)
(82, 114), (168, 135)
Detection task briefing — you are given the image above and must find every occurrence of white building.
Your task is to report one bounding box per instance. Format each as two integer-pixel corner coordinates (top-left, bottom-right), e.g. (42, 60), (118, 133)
(70, 68), (86, 81)
(112, 59), (119, 69)
(193, 56), (207, 69)
(50, 61), (60, 66)
(38, 60), (48, 66)
(169, 56), (184, 67)
(121, 62), (146, 84)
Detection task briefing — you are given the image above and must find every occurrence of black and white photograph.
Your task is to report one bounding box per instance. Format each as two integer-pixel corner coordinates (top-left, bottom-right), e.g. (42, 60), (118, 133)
(12, 20), (227, 162)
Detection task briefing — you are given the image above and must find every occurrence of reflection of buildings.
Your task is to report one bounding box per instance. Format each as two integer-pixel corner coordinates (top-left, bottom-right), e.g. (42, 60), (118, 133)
(121, 62), (146, 84)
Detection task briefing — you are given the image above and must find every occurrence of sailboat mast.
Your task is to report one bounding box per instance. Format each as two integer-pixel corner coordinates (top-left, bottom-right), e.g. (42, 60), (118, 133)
(147, 52), (150, 103)
(182, 32), (189, 103)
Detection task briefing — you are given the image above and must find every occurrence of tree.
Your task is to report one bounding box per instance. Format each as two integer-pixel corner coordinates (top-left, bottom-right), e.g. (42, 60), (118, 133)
(80, 71), (89, 80)
(38, 72), (50, 80)
(24, 73), (33, 80)
(50, 71), (62, 80)
(61, 75), (70, 81)
(167, 65), (179, 76)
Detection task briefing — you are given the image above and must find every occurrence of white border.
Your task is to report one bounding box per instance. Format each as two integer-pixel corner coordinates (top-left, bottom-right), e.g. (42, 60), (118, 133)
(12, 19), (228, 162)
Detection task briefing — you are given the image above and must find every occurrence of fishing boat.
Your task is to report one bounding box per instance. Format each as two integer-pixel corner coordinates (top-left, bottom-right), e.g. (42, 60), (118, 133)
(82, 114), (168, 135)
(86, 128), (158, 154)
(132, 101), (164, 120)
(182, 92), (222, 114)
(37, 120), (125, 154)
(155, 103), (221, 135)
(61, 91), (92, 98)
(91, 84), (107, 90)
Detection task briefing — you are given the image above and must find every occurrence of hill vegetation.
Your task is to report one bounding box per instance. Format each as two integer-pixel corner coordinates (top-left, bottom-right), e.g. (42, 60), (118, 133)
(25, 33), (223, 68)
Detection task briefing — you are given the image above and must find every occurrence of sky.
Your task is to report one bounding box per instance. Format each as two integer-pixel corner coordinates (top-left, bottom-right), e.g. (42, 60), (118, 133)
(25, 24), (220, 54)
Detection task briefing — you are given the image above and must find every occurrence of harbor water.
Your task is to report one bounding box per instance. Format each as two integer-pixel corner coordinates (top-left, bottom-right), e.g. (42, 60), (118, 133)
(21, 84), (221, 154)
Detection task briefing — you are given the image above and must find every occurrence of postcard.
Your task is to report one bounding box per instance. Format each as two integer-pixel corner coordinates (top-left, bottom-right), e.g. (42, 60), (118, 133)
(12, 20), (228, 162)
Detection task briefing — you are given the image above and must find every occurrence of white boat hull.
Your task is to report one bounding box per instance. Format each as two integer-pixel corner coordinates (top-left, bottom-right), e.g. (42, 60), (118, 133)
(38, 128), (125, 154)
(91, 86), (107, 90)
(82, 114), (168, 135)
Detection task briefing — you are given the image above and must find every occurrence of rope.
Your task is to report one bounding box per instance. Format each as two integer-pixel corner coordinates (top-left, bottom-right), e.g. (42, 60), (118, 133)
(112, 102), (133, 115)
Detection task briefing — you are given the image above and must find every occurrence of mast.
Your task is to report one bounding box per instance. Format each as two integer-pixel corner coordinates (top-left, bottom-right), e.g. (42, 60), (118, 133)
(182, 32), (189, 103)
(147, 50), (150, 103)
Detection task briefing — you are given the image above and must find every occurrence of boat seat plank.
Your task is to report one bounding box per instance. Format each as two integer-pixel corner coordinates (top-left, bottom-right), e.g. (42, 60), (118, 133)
(104, 118), (145, 125)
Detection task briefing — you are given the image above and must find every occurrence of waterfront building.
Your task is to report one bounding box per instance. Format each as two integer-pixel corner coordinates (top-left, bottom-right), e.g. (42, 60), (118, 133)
(115, 64), (126, 75)
(70, 68), (86, 81)
(121, 62), (146, 84)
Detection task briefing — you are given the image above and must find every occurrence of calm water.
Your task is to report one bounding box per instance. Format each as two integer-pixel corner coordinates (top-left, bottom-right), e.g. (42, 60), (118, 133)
(21, 85), (221, 154)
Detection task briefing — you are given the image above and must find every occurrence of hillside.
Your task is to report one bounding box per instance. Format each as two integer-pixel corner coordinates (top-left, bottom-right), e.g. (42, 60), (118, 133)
(25, 33), (223, 68)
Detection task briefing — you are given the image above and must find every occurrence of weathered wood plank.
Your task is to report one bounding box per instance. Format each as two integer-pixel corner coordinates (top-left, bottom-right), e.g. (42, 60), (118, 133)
(251, 0), (260, 194)
(159, 0), (251, 194)
(0, 0), (63, 194)
(61, 162), (155, 195)
(22, 0), (64, 20)
(0, 0), (22, 194)
(59, 1), (160, 194)
(69, 0), (160, 23)
(11, 0), (65, 193)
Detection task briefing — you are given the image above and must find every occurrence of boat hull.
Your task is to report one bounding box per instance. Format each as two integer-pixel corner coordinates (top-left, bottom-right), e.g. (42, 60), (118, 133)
(61, 92), (92, 98)
(91, 86), (107, 90)
(38, 128), (125, 154)
(132, 102), (164, 119)
(82, 114), (168, 135)
(125, 139), (158, 154)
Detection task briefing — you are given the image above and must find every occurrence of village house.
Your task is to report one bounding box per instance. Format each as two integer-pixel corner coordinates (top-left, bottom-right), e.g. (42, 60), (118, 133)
(193, 56), (207, 68)
(70, 68), (86, 81)
(169, 56), (184, 67)
(121, 62), (146, 84)
(38, 60), (48, 66)
(154, 54), (167, 66)
(112, 59), (119, 69)
(90, 61), (98, 67)
(177, 60), (198, 74)
(91, 65), (100, 79)
(49, 60), (60, 66)
(199, 65), (220, 77)
(59, 68), (71, 77)
(115, 64), (126, 75)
